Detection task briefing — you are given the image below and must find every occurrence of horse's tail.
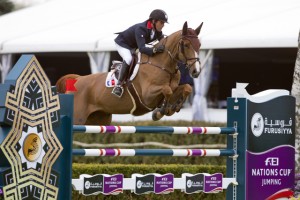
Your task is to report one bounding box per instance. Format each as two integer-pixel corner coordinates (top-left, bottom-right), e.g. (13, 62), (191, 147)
(55, 74), (80, 93)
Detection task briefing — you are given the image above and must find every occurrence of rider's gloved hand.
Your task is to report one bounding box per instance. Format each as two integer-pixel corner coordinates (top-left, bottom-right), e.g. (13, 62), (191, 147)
(153, 45), (165, 54)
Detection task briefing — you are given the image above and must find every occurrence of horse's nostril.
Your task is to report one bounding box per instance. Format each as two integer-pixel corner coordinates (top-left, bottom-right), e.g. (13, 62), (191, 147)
(192, 71), (200, 78)
(189, 65), (201, 78)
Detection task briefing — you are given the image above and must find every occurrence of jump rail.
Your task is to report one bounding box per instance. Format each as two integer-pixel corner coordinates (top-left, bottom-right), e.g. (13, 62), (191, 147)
(72, 148), (236, 157)
(73, 125), (236, 135)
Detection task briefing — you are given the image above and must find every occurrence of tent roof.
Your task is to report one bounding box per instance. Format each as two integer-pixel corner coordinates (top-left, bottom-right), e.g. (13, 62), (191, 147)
(0, 0), (300, 53)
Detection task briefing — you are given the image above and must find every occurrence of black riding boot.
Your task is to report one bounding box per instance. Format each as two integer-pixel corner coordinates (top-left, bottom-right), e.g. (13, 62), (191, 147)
(112, 62), (130, 97)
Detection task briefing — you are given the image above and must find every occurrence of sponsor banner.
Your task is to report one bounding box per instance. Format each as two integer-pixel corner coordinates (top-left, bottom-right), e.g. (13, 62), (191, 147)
(184, 173), (204, 194)
(154, 173), (174, 194)
(204, 173), (223, 193)
(134, 173), (174, 194)
(248, 96), (295, 152)
(103, 174), (123, 195)
(83, 174), (123, 195)
(247, 96), (295, 200)
(83, 175), (104, 195)
(135, 174), (155, 194)
(247, 146), (294, 200)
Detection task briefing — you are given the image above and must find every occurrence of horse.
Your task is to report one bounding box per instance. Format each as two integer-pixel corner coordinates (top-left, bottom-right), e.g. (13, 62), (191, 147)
(56, 21), (203, 125)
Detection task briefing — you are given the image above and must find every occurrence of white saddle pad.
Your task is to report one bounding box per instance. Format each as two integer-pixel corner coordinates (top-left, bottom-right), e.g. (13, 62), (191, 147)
(105, 53), (141, 88)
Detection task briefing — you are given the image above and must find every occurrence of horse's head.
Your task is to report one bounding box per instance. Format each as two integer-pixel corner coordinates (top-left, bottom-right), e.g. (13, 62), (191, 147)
(178, 21), (203, 78)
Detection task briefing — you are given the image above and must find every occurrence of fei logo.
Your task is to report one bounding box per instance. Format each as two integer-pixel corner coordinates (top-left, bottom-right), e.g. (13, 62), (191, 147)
(251, 113), (264, 137)
(265, 157), (279, 166)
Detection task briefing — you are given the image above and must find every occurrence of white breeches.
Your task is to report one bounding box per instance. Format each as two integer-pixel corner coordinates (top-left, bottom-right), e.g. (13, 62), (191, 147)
(115, 43), (132, 65)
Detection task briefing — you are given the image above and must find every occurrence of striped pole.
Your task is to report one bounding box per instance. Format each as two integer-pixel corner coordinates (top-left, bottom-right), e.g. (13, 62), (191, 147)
(73, 125), (236, 135)
(73, 149), (236, 157)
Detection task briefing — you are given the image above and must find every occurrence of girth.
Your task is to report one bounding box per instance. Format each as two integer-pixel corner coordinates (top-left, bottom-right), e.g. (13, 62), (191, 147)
(127, 81), (153, 116)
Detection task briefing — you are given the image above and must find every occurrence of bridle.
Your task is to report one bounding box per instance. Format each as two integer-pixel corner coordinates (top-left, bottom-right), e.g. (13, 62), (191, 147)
(139, 32), (201, 82)
(178, 34), (201, 69)
(163, 33), (201, 72)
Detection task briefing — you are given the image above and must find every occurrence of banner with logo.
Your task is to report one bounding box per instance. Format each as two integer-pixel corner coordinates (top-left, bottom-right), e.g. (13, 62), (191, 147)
(134, 173), (174, 195)
(83, 174), (123, 195)
(247, 96), (295, 200)
(183, 173), (223, 194)
(184, 173), (204, 194)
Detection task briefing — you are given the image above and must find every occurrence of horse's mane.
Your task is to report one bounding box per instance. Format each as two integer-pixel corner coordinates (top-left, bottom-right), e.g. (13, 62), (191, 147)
(156, 30), (181, 54)
(160, 30), (181, 44)
(157, 28), (200, 53)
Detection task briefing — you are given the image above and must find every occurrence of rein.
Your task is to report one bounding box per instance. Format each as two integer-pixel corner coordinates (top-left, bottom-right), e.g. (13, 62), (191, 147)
(138, 55), (178, 85)
(140, 56), (178, 76)
(138, 36), (178, 84)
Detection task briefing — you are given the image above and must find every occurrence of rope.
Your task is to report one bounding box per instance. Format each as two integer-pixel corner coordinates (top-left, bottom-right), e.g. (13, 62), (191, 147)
(73, 141), (226, 149)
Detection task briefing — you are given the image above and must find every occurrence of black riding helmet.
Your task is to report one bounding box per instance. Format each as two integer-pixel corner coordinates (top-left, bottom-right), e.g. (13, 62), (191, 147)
(149, 9), (168, 23)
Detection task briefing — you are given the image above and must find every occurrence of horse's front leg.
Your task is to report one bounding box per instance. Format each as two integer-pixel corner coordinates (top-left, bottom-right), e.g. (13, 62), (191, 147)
(166, 84), (193, 116)
(152, 86), (173, 121)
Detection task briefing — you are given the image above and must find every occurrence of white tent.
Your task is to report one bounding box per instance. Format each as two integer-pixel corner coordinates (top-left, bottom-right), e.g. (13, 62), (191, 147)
(0, 0), (300, 121)
(1, 0), (300, 52)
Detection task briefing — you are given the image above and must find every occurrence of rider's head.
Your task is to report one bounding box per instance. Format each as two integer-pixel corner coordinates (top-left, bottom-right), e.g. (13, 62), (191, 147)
(149, 9), (168, 31)
(149, 9), (168, 23)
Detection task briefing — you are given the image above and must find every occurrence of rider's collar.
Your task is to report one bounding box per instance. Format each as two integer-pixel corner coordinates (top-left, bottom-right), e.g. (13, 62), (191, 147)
(147, 20), (153, 29)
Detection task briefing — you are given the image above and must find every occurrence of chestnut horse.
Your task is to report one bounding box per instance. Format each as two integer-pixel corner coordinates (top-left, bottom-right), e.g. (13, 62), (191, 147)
(56, 21), (203, 125)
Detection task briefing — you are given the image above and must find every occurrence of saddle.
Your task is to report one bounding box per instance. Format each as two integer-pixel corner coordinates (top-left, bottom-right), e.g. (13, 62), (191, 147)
(107, 53), (153, 115)
(111, 52), (139, 82)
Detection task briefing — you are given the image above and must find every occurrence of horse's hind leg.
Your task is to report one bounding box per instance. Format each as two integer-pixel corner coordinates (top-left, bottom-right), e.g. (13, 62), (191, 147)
(85, 111), (112, 125)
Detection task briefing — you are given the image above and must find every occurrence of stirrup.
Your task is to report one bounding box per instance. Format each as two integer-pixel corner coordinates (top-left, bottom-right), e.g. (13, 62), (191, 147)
(111, 86), (124, 98)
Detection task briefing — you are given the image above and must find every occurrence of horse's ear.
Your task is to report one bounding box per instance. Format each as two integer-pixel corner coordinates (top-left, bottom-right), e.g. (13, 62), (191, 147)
(182, 21), (188, 35)
(195, 22), (203, 36)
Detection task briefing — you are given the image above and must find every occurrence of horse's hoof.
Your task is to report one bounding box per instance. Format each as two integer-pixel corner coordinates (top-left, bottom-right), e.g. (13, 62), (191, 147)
(170, 104), (181, 113)
(152, 110), (163, 121)
(152, 112), (159, 121)
(175, 106), (182, 112)
(171, 104), (178, 112)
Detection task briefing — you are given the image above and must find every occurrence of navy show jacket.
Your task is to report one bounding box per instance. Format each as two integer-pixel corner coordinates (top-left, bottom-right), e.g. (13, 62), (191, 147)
(114, 20), (164, 56)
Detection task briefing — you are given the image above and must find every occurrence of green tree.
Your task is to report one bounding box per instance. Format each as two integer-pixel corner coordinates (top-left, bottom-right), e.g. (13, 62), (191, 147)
(0, 0), (14, 16)
(291, 30), (300, 172)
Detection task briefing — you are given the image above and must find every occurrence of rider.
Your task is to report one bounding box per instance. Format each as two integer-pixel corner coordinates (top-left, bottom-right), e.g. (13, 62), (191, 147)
(112, 9), (168, 97)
